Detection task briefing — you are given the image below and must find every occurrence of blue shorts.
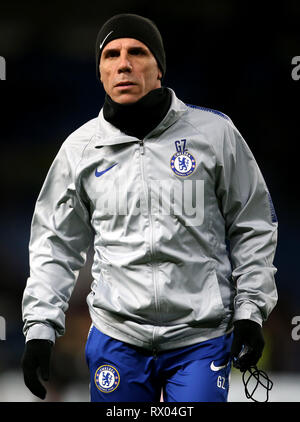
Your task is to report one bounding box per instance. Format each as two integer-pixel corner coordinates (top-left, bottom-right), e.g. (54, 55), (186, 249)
(85, 326), (233, 402)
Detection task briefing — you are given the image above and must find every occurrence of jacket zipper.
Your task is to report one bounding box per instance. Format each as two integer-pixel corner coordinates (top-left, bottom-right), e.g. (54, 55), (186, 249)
(138, 139), (161, 321)
(139, 139), (145, 155)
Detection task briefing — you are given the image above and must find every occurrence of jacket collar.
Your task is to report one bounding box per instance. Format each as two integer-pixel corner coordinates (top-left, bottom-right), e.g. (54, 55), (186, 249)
(94, 88), (187, 147)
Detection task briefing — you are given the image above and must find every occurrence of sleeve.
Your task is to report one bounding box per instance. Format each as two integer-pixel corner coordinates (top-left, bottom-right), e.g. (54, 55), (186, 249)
(22, 143), (93, 343)
(215, 121), (278, 326)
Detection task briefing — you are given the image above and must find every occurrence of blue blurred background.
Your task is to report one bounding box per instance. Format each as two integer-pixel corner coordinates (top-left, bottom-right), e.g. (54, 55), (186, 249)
(0, 0), (299, 401)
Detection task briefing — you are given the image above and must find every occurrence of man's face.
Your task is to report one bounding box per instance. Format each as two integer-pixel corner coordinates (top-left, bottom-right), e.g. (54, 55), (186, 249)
(99, 38), (162, 104)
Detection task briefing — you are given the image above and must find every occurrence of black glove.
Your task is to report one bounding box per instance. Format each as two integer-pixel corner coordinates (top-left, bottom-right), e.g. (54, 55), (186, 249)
(22, 339), (53, 400)
(230, 319), (265, 371)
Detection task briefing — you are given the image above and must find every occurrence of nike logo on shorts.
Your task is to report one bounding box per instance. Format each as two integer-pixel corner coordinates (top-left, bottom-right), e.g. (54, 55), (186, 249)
(210, 361), (228, 371)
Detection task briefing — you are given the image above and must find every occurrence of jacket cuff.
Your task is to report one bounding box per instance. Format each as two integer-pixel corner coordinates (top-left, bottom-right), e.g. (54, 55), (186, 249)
(25, 323), (56, 344)
(233, 301), (263, 326)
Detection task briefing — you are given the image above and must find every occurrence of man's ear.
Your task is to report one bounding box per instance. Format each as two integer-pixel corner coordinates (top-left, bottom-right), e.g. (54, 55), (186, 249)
(158, 69), (162, 80)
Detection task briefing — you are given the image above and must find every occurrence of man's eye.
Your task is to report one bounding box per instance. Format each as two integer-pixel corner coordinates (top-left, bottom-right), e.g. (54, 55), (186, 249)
(105, 51), (119, 58)
(130, 49), (146, 55)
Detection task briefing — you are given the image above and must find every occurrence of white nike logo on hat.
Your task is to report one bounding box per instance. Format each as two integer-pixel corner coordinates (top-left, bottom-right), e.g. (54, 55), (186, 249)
(100, 31), (113, 49)
(210, 361), (228, 371)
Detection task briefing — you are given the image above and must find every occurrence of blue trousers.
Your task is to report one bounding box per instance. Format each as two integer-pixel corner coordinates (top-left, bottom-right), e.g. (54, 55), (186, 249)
(85, 325), (233, 402)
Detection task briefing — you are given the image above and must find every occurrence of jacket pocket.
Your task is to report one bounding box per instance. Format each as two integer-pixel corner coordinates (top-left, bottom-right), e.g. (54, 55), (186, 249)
(189, 268), (226, 328)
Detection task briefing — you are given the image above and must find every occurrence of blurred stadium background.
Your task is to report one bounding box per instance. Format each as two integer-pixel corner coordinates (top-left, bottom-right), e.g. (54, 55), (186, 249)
(0, 0), (300, 402)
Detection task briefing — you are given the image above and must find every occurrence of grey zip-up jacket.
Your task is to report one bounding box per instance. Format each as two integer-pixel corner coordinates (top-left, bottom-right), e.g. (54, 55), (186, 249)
(22, 88), (278, 352)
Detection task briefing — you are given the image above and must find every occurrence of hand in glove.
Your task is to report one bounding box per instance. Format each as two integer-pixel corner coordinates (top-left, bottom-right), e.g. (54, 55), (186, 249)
(22, 339), (53, 400)
(230, 319), (265, 371)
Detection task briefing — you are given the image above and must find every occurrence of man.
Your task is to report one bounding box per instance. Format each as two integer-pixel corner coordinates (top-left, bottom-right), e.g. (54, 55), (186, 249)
(22, 14), (278, 402)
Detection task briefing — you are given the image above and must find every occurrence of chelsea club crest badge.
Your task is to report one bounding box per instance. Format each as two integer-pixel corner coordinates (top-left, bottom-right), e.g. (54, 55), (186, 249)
(94, 364), (120, 393)
(170, 150), (196, 177)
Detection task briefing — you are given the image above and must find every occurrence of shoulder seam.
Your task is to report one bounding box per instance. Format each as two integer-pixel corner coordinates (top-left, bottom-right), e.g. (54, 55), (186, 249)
(74, 133), (95, 185)
(186, 103), (230, 121)
(72, 133), (95, 231)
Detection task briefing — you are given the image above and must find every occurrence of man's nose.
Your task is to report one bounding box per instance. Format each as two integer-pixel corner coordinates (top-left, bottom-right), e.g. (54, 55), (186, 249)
(117, 52), (132, 73)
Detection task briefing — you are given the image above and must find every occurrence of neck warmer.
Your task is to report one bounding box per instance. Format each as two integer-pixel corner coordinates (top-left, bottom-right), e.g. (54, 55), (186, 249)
(103, 87), (172, 140)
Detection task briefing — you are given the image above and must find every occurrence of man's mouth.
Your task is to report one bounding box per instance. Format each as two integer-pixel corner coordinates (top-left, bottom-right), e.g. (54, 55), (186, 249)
(115, 81), (136, 87)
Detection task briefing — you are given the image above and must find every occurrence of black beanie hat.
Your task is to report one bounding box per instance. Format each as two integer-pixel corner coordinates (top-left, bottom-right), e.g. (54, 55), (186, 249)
(95, 13), (166, 81)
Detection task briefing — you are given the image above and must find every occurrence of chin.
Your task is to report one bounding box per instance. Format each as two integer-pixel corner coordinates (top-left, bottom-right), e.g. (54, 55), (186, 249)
(114, 94), (143, 104)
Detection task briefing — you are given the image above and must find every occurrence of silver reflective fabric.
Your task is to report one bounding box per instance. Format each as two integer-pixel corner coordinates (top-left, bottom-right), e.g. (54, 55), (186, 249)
(22, 89), (278, 351)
